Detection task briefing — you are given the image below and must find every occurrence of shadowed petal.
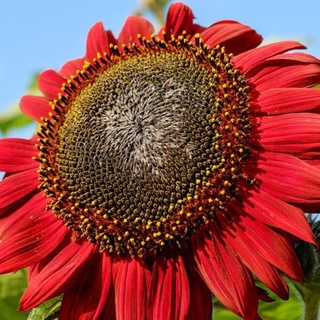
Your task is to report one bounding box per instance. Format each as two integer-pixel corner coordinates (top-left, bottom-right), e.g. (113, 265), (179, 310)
(0, 169), (38, 210)
(182, 247), (212, 320)
(148, 255), (190, 320)
(92, 254), (115, 320)
(0, 194), (66, 274)
(58, 249), (113, 320)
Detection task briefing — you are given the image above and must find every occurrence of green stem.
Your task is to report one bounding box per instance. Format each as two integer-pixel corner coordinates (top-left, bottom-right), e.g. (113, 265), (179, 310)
(302, 293), (320, 320)
(294, 283), (320, 320)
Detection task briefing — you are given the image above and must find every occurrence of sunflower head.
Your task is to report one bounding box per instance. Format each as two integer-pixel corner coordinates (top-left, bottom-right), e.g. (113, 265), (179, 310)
(35, 30), (253, 259)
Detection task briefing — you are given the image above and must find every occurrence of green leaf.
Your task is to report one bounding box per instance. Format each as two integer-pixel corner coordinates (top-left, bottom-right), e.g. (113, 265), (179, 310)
(0, 109), (34, 135)
(27, 296), (62, 320)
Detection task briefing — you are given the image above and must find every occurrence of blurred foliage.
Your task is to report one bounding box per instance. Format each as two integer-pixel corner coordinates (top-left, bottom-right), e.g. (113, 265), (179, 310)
(0, 270), (29, 320)
(135, 0), (171, 26)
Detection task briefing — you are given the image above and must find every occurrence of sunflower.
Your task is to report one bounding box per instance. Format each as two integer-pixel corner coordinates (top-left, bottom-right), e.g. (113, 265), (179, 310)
(0, 2), (320, 320)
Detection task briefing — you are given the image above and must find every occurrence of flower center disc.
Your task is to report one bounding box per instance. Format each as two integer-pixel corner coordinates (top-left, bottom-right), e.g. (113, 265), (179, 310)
(37, 34), (251, 258)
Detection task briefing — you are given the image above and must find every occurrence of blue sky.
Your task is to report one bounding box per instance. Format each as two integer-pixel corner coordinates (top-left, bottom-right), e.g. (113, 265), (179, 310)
(0, 0), (319, 121)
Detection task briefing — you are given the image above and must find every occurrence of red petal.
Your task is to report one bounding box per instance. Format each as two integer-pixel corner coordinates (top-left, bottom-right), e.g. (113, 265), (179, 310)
(247, 52), (320, 80)
(162, 2), (194, 37)
(0, 169), (38, 210)
(86, 22), (117, 59)
(0, 195), (66, 274)
(38, 69), (65, 99)
(254, 113), (320, 153)
(19, 240), (94, 311)
(118, 16), (154, 46)
(233, 41), (305, 74)
(148, 255), (190, 320)
(192, 230), (258, 320)
(112, 258), (150, 320)
(0, 138), (37, 172)
(253, 88), (320, 115)
(20, 95), (51, 121)
(267, 52), (320, 64)
(59, 57), (85, 78)
(197, 20), (262, 55)
(225, 204), (304, 281)
(221, 213), (289, 299)
(245, 152), (320, 204)
(240, 188), (315, 244)
(252, 63), (320, 90)
(182, 248), (212, 320)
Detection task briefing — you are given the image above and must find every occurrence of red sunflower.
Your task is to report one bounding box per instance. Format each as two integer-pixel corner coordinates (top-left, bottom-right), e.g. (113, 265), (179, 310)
(1, 2), (320, 320)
